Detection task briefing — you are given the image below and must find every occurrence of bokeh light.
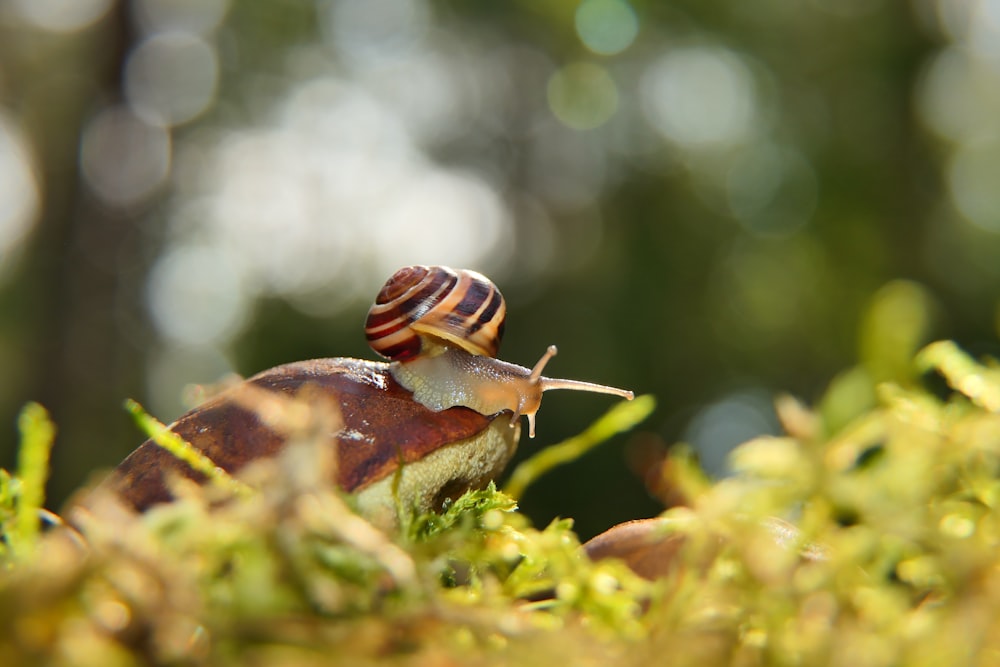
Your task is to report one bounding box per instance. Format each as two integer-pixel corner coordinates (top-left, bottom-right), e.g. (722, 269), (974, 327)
(934, 0), (1000, 51)
(147, 244), (249, 346)
(683, 390), (780, 476)
(10, 0), (113, 33)
(354, 45), (480, 146)
(948, 141), (1000, 233)
(547, 62), (619, 130)
(917, 47), (1000, 144)
(369, 169), (509, 277)
(124, 32), (219, 127)
(321, 0), (431, 66)
(640, 46), (758, 149)
(575, 0), (639, 56)
(80, 106), (172, 207)
(0, 114), (41, 280)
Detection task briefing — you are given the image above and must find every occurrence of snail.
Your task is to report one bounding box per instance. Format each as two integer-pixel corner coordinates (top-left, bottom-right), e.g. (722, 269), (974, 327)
(94, 266), (634, 528)
(366, 266), (634, 438)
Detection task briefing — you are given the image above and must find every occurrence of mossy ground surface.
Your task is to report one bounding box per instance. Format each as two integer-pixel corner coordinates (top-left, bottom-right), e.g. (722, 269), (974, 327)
(3, 340), (1000, 666)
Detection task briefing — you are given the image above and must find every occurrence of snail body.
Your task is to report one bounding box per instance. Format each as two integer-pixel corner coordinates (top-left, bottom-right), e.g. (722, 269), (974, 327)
(96, 265), (632, 527)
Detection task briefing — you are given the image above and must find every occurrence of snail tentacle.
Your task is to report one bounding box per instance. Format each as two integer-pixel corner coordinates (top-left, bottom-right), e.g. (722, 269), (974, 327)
(529, 345), (557, 383)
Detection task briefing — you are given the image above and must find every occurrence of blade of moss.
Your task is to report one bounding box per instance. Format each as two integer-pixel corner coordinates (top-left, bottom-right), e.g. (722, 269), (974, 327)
(503, 395), (656, 500)
(12, 403), (56, 558)
(124, 398), (253, 498)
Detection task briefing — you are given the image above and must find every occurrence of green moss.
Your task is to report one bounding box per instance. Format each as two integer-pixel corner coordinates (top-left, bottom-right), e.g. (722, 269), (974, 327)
(2, 340), (1000, 665)
(1, 403), (55, 563)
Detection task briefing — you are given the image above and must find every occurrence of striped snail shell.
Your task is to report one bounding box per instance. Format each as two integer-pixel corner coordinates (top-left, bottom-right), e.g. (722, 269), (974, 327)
(365, 265), (634, 438)
(365, 266), (505, 361)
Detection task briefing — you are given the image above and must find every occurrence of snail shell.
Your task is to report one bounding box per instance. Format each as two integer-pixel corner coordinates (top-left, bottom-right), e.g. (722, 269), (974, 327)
(365, 265), (505, 360)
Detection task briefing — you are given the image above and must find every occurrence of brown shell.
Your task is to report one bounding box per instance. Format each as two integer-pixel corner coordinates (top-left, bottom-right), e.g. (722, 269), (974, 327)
(583, 517), (829, 581)
(583, 519), (686, 581)
(103, 357), (498, 512)
(364, 265), (506, 361)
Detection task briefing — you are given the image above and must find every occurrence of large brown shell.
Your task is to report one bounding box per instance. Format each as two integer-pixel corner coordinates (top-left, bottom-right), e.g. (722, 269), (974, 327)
(103, 357), (499, 512)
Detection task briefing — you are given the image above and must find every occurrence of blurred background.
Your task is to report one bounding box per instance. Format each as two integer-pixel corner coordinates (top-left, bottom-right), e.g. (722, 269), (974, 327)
(1, 0), (999, 539)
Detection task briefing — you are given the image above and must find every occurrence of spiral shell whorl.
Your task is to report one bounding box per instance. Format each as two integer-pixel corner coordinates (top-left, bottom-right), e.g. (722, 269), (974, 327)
(365, 266), (506, 361)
